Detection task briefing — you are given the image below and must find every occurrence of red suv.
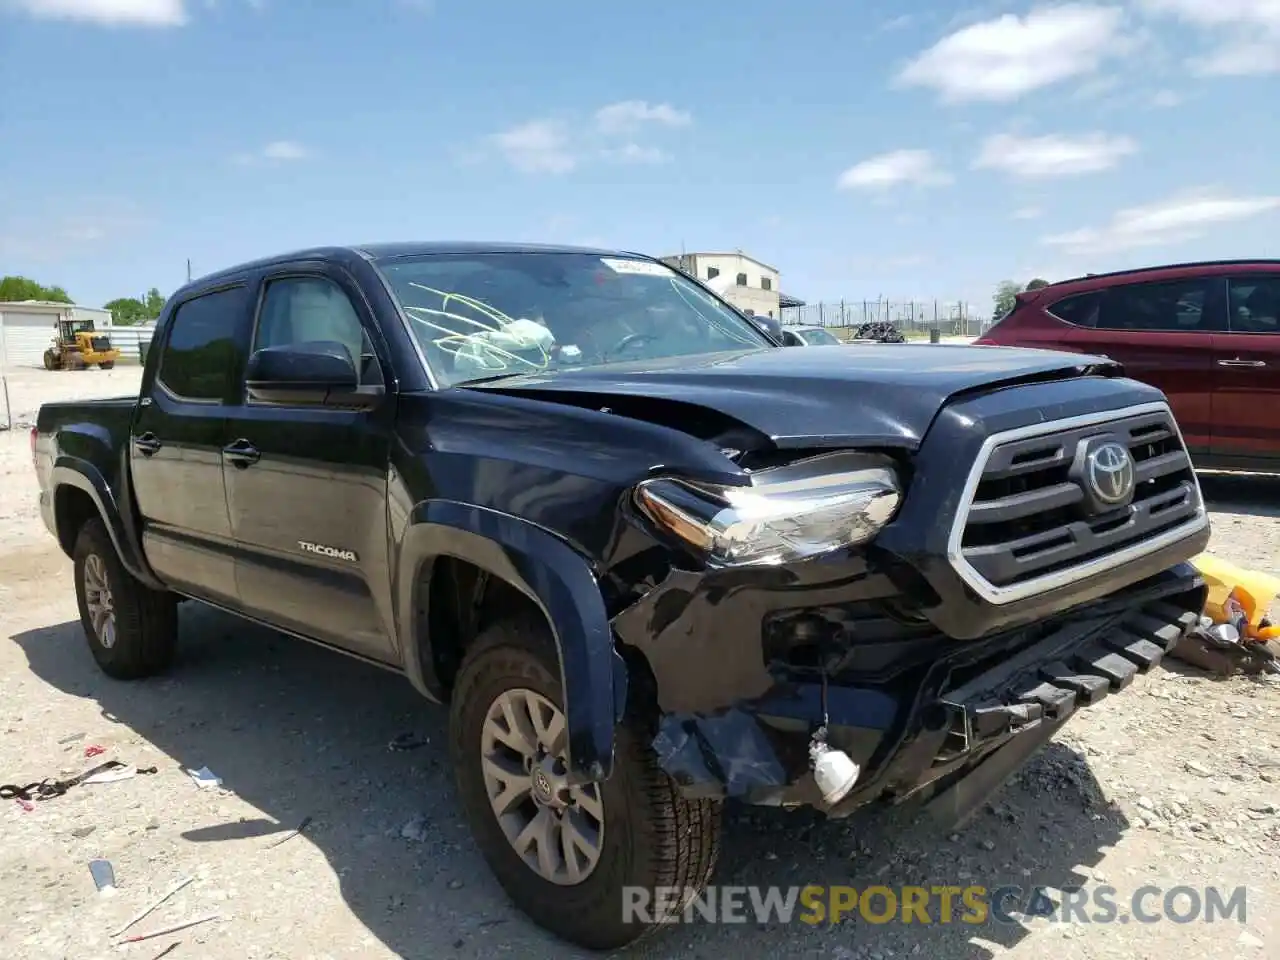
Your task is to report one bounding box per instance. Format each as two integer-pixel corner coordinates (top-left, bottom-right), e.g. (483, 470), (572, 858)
(978, 260), (1280, 472)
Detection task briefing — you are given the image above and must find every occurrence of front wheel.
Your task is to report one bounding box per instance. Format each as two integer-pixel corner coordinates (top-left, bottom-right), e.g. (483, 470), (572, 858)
(73, 518), (178, 679)
(100, 360), (115, 369)
(43, 350), (56, 370)
(449, 616), (721, 950)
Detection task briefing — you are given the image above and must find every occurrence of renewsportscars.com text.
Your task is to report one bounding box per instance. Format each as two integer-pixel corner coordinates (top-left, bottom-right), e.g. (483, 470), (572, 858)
(622, 884), (1248, 926)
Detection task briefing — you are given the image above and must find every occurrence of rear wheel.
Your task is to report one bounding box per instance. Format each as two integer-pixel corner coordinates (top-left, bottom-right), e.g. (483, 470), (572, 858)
(449, 615), (721, 950)
(42, 350), (56, 371)
(100, 361), (115, 370)
(73, 518), (178, 679)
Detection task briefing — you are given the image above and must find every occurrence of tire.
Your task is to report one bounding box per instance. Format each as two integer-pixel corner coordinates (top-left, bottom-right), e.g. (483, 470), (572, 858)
(43, 350), (56, 371)
(73, 518), (178, 679)
(100, 361), (115, 370)
(450, 616), (721, 950)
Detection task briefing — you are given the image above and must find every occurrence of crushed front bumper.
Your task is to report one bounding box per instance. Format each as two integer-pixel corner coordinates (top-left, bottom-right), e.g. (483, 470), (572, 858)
(642, 564), (1205, 829)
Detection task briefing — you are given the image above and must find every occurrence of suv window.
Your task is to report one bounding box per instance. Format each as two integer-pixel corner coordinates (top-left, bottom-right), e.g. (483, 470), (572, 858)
(1097, 279), (1213, 333)
(1046, 292), (1100, 327)
(1227, 277), (1280, 333)
(254, 276), (383, 384)
(156, 286), (248, 400)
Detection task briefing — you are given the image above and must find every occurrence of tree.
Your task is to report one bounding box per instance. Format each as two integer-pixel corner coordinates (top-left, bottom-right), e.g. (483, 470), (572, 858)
(0, 275), (73, 303)
(104, 287), (167, 326)
(1025, 277), (1049, 290)
(992, 280), (1022, 321)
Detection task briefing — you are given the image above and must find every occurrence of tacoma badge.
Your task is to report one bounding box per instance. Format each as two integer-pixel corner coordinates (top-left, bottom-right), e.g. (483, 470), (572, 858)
(297, 540), (359, 562)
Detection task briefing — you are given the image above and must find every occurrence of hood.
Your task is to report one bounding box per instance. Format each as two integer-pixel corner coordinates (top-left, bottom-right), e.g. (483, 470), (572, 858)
(462, 344), (1117, 450)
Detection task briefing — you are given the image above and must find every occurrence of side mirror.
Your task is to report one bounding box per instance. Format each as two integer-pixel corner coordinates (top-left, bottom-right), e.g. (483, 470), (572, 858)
(245, 340), (381, 407)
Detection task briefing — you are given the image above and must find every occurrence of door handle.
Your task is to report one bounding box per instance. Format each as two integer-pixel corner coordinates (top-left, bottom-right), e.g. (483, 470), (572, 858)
(1217, 358), (1267, 367)
(132, 433), (162, 457)
(222, 439), (261, 468)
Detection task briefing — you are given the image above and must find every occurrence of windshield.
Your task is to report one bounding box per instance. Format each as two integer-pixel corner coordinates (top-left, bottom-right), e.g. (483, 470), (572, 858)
(375, 252), (773, 386)
(798, 327), (840, 345)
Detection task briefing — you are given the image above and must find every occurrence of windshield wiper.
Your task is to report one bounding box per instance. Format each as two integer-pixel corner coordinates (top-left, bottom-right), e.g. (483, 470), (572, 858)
(455, 371), (530, 386)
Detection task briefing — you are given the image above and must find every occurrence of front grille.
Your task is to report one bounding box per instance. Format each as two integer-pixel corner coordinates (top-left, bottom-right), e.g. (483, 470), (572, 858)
(949, 403), (1205, 603)
(90, 336), (111, 351)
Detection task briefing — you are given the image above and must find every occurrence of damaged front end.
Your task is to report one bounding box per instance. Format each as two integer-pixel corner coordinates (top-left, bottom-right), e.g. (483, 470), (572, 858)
(614, 560), (1205, 828)
(606, 389), (1211, 830)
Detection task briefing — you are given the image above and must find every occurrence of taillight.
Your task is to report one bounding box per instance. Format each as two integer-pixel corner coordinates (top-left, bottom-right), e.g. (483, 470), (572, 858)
(29, 426), (37, 465)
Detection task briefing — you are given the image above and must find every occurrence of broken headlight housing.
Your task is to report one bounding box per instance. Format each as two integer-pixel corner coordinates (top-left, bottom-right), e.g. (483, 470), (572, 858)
(634, 451), (902, 567)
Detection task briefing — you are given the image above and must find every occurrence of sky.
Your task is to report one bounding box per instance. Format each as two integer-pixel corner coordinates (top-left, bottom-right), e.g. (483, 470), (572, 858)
(1, 0), (1277, 313)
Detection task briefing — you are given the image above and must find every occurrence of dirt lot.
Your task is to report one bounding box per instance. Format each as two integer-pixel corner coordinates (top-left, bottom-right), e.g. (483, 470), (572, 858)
(1, 364), (1276, 960)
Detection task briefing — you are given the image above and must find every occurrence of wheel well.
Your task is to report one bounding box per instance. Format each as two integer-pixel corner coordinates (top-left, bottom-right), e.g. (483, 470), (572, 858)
(54, 485), (99, 557)
(423, 557), (547, 694)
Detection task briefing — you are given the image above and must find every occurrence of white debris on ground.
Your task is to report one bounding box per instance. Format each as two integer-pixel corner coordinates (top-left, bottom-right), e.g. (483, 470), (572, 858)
(0, 364), (1275, 959)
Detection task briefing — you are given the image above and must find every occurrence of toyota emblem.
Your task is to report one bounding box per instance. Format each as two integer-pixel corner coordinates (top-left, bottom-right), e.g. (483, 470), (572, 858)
(1086, 441), (1135, 505)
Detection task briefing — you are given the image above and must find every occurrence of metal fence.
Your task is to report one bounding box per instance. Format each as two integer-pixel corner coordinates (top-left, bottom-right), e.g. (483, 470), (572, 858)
(103, 325), (156, 363)
(780, 300), (991, 338)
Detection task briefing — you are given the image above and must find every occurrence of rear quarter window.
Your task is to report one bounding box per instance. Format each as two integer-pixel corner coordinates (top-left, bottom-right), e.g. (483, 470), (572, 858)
(1045, 292), (1100, 327)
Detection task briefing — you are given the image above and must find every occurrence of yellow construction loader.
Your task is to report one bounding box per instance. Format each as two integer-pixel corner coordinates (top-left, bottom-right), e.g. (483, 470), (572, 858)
(43, 318), (120, 371)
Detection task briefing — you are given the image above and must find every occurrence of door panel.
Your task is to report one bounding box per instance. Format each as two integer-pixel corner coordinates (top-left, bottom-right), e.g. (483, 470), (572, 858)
(131, 285), (252, 603)
(224, 271), (397, 662)
(1211, 275), (1280, 462)
(1075, 278), (1220, 453)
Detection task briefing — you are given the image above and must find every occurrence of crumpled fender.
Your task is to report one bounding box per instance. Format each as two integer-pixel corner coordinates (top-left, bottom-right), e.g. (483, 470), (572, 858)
(397, 499), (626, 784)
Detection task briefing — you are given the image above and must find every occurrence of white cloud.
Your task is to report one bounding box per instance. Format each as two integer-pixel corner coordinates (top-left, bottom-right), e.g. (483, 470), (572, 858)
(1150, 89), (1182, 106)
(1138, 0), (1280, 29)
(1013, 206), (1044, 220)
(1139, 0), (1280, 75)
(261, 140), (308, 160)
(10, 0), (186, 24)
(897, 4), (1127, 102)
(836, 149), (951, 190)
(1194, 36), (1280, 75)
(232, 140), (311, 165)
(601, 143), (669, 165)
(974, 132), (1138, 179)
(490, 120), (576, 174)
(1042, 188), (1280, 254)
(593, 100), (692, 135)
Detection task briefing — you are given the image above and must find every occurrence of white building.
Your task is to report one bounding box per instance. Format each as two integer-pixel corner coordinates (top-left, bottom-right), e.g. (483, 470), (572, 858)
(0, 301), (112, 368)
(661, 251), (783, 320)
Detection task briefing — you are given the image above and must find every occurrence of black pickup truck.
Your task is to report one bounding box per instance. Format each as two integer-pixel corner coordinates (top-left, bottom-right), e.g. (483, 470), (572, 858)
(33, 243), (1210, 949)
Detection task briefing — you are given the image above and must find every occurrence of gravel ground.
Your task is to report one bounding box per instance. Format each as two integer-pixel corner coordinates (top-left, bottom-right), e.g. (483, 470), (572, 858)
(0, 365), (1276, 960)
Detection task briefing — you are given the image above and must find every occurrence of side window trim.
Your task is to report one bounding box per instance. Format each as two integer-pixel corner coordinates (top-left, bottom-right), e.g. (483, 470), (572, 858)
(154, 280), (251, 405)
(243, 267), (390, 408)
(1226, 274), (1280, 334)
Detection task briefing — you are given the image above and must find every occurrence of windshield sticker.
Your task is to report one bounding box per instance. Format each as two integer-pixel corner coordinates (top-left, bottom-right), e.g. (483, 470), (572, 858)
(600, 257), (672, 277)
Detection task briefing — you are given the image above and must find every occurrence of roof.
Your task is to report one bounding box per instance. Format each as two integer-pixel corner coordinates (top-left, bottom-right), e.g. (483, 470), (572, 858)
(663, 251), (780, 274)
(778, 292), (806, 308)
(1050, 259), (1280, 288)
(182, 242), (651, 292)
(0, 299), (76, 313)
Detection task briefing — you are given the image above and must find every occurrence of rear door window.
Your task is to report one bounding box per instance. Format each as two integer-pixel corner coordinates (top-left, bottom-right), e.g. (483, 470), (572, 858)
(1226, 276), (1280, 334)
(1096, 279), (1217, 333)
(156, 285), (250, 401)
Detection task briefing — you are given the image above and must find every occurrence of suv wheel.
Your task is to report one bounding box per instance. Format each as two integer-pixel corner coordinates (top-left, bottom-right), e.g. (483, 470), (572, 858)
(73, 518), (178, 679)
(449, 614), (721, 950)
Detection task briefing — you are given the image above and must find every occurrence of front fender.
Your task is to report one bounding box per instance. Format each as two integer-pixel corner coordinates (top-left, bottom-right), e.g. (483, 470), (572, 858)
(51, 456), (162, 589)
(397, 500), (624, 784)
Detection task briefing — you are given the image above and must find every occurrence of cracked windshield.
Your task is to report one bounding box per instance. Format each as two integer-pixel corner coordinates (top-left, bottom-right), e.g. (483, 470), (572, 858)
(379, 253), (770, 386)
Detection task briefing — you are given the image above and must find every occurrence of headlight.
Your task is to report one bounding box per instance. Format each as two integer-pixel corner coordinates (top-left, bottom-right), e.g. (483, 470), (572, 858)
(634, 451), (902, 567)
